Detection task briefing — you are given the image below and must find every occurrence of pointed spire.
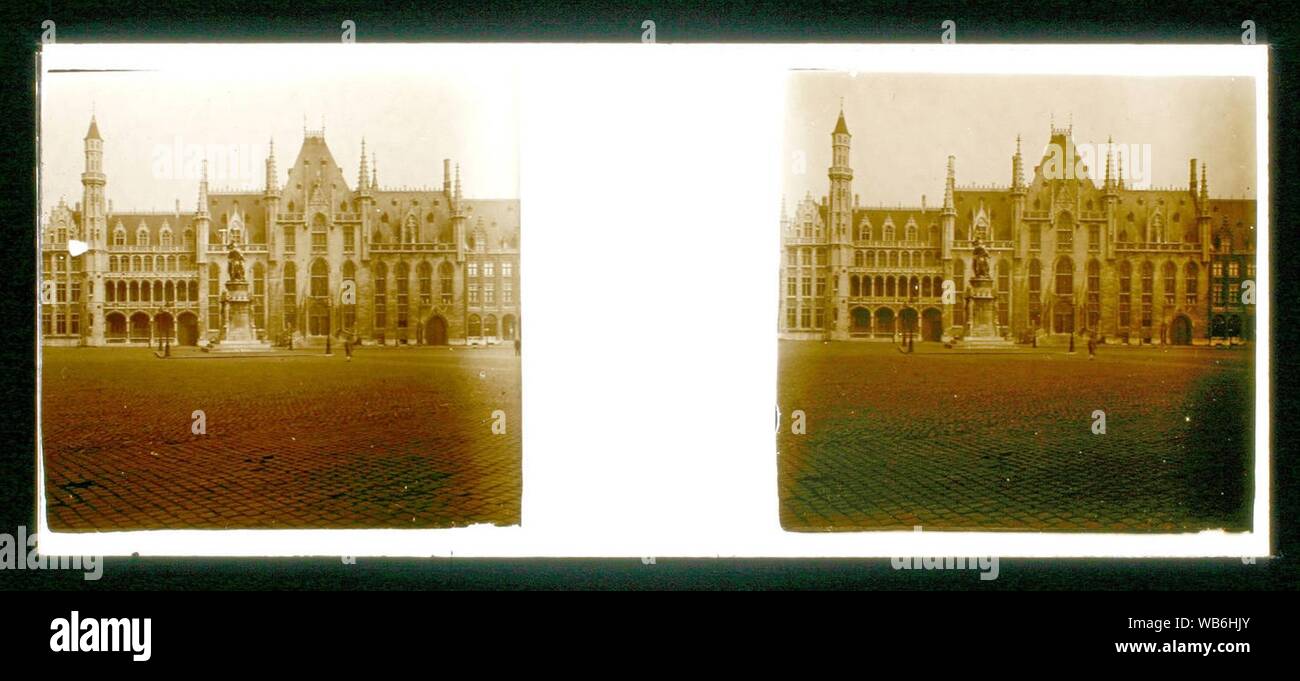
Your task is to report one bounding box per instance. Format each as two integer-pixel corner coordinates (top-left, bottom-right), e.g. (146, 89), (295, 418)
(358, 138), (369, 191)
(1117, 147), (1125, 191)
(454, 163), (463, 204)
(197, 159), (209, 213)
(1104, 136), (1115, 193)
(1012, 135), (1025, 192)
(265, 137), (278, 195)
(833, 106), (850, 135)
(370, 154), (377, 189)
(942, 155), (956, 214)
(84, 114), (102, 141)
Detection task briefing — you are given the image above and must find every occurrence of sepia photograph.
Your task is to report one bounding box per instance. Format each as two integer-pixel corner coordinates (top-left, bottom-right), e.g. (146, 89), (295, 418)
(778, 71), (1259, 533)
(38, 45), (522, 531)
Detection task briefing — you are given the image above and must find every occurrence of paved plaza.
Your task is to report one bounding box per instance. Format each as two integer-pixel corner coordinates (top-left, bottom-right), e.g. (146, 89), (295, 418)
(41, 346), (521, 531)
(778, 341), (1255, 532)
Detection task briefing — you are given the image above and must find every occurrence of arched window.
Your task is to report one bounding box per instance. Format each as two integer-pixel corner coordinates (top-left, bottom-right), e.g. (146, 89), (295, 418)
(483, 314), (498, 338)
(109, 256), (118, 272)
(439, 261), (454, 304)
(208, 263), (221, 330)
(883, 222), (895, 241)
(1140, 261), (1154, 331)
(308, 259), (329, 335)
(1055, 257), (1074, 296)
(1054, 257), (1074, 333)
(343, 223), (355, 254)
(395, 261), (410, 335)
(1027, 259), (1041, 329)
(468, 314), (482, 337)
(160, 229), (173, 247)
(184, 229), (194, 249)
(1056, 212), (1073, 247)
(311, 214), (327, 253)
(284, 224), (296, 254)
(1184, 262), (1199, 305)
(253, 262), (266, 330)
(905, 223), (917, 241)
(113, 226), (126, 246)
(1162, 261), (1177, 305)
(850, 275), (860, 297)
(1087, 259), (1101, 328)
(997, 258), (1010, 326)
(310, 258), (329, 298)
(418, 262), (433, 303)
(1118, 260), (1133, 329)
(373, 261), (387, 334)
(282, 262), (297, 332)
(137, 226), (150, 246)
(341, 261), (356, 331)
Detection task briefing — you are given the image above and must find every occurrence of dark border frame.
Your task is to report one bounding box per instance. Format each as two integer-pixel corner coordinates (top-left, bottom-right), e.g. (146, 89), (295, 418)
(1, 0), (1294, 591)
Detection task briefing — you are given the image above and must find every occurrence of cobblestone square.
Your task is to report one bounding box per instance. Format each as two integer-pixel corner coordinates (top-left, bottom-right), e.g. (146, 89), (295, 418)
(778, 342), (1255, 532)
(41, 346), (521, 531)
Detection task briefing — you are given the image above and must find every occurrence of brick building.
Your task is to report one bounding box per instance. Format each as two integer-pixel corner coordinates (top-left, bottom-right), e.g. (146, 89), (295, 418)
(42, 116), (520, 347)
(780, 109), (1256, 345)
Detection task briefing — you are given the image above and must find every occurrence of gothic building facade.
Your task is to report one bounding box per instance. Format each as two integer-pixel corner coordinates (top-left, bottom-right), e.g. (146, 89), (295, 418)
(42, 117), (520, 347)
(779, 109), (1256, 345)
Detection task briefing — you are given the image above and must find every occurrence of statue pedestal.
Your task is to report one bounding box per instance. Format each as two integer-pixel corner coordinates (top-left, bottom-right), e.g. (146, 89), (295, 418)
(961, 275), (1014, 350)
(212, 279), (273, 353)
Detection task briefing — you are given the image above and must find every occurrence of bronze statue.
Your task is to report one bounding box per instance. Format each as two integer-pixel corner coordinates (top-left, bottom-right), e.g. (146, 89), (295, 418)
(227, 245), (245, 282)
(972, 238), (990, 279)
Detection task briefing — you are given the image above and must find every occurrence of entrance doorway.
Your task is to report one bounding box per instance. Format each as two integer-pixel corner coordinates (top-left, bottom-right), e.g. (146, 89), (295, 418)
(1170, 315), (1192, 345)
(425, 316), (448, 345)
(177, 313), (199, 346)
(922, 308), (943, 342)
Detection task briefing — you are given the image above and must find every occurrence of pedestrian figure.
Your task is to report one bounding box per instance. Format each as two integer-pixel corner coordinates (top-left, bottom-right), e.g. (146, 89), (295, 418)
(1087, 333), (1096, 359)
(345, 338), (353, 361)
(514, 337), (521, 356)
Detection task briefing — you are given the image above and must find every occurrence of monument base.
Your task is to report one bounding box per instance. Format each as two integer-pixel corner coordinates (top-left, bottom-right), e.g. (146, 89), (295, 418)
(957, 335), (1017, 350)
(209, 339), (275, 353)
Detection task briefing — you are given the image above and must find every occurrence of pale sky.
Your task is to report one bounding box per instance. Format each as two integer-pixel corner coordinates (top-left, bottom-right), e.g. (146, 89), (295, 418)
(784, 72), (1257, 208)
(40, 45), (519, 215)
